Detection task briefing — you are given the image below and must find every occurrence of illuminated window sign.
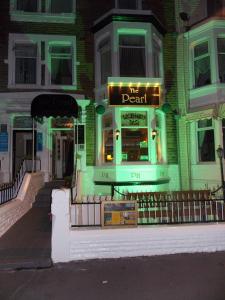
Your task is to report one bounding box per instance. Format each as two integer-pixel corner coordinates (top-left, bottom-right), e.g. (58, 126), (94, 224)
(108, 85), (160, 106)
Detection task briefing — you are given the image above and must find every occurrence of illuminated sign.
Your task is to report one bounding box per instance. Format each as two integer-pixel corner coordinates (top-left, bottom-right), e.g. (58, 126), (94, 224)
(108, 85), (160, 106)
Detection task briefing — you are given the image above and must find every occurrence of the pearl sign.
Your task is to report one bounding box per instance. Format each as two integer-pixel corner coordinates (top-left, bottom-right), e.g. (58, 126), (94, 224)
(108, 85), (160, 106)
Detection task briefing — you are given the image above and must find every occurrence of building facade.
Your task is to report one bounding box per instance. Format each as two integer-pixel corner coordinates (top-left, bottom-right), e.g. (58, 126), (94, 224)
(176, 0), (225, 193)
(0, 0), (188, 197)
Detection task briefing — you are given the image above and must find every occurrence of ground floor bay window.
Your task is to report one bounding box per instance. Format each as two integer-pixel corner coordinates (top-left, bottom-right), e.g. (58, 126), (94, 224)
(98, 108), (166, 165)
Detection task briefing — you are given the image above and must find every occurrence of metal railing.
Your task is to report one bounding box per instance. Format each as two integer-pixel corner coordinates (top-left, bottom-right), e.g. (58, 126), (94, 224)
(71, 197), (225, 227)
(0, 159), (41, 205)
(138, 199), (225, 225)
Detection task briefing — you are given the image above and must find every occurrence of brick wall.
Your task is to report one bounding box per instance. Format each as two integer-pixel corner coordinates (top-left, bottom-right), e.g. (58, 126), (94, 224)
(0, 172), (44, 237)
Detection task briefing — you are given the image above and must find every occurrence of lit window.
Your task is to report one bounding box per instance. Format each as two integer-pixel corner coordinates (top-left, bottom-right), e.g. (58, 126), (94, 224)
(121, 111), (148, 162)
(119, 35), (146, 77)
(98, 38), (111, 85)
(50, 45), (73, 85)
(155, 114), (162, 163)
(217, 38), (225, 83)
(197, 119), (215, 162)
(193, 41), (211, 88)
(103, 114), (113, 163)
(15, 44), (37, 84)
(16, 0), (38, 12)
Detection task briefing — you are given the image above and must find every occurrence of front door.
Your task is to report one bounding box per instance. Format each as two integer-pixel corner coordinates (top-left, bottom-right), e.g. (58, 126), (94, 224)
(13, 130), (36, 176)
(52, 131), (74, 179)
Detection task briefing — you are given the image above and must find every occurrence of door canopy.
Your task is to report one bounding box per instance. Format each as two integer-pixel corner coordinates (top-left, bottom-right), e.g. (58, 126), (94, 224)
(31, 94), (79, 118)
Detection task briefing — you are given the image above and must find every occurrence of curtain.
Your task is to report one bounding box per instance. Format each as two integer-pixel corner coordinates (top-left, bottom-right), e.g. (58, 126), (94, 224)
(194, 56), (211, 87)
(51, 58), (72, 85)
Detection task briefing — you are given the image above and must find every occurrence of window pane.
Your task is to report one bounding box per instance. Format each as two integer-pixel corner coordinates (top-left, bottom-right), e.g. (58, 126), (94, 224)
(119, 35), (145, 77)
(198, 130), (215, 162)
(50, 0), (73, 13)
(104, 130), (113, 163)
(122, 128), (148, 161)
(118, 0), (137, 9)
(17, 0), (38, 12)
(99, 39), (111, 85)
(194, 56), (211, 87)
(198, 119), (212, 128)
(15, 45), (37, 84)
(194, 42), (208, 58)
(217, 39), (225, 82)
(15, 58), (36, 84)
(51, 58), (72, 85)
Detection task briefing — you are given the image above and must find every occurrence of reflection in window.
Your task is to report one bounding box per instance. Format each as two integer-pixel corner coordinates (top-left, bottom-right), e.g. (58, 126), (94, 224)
(197, 119), (215, 162)
(217, 38), (225, 83)
(194, 42), (211, 88)
(50, 45), (72, 85)
(15, 44), (37, 84)
(119, 35), (146, 77)
(103, 114), (113, 163)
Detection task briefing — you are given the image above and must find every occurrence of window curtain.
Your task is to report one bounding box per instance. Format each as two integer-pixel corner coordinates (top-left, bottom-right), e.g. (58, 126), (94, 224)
(198, 130), (215, 161)
(17, 0), (38, 12)
(119, 35), (145, 77)
(194, 57), (211, 87)
(51, 58), (72, 85)
(50, 0), (73, 13)
(15, 44), (37, 84)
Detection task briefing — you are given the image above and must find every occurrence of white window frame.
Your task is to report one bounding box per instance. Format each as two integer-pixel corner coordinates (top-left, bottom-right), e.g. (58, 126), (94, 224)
(8, 33), (77, 90)
(10, 0), (76, 23)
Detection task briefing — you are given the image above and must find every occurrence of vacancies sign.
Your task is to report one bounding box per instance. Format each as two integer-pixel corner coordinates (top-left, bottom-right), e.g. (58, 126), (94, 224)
(108, 85), (160, 106)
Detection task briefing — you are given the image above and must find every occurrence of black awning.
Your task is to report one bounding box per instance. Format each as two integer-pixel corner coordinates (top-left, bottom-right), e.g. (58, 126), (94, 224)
(31, 94), (79, 118)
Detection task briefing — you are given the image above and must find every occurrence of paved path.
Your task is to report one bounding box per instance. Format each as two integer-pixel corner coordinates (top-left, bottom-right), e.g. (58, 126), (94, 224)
(0, 252), (225, 300)
(0, 207), (52, 270)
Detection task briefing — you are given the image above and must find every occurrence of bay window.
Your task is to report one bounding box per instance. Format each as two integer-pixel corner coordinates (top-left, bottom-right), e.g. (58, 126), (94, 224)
(15, 44), (37, 84)
(50, 44), (73, 85)
(197, 119), (215, 162)
(194, 41), (211, 88)
(119, 35), (146, 77)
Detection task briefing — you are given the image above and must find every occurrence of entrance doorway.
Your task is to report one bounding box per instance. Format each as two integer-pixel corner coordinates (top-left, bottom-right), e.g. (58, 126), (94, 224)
(13, 130), (36, 176)
(52, 131), (74, 179)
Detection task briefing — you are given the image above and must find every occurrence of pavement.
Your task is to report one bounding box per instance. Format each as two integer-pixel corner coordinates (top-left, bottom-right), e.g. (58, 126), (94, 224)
(0, 252), (225, 300)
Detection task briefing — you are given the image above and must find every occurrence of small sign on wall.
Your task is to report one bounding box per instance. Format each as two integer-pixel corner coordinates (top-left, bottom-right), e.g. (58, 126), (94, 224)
(0, 132), (8, 152)
(101, 201), (138, 228)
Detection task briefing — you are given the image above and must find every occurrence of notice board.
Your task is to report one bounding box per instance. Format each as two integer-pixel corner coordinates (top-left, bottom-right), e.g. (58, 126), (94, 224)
(101, 201), (138, 228)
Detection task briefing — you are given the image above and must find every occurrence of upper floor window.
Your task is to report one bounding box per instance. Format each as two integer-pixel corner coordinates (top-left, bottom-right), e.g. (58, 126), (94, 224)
(50, 0), (73, 13)
(117, 0), (138, 9)
(9, 34), (76, 89)
(98, 37), (111, 85)
(217, 38), (225, 83)
(207, 0), (225, 17)
(50, 45), (73, 85)
(119, 35), (146, 77)
(17, 0), (38, 12)
(11, 0), (76, 23)
(194, 41), (211, 88)
(197, 119), (215, 162)
(15, 44), (37, 84)
(153, 39), (161, 78)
